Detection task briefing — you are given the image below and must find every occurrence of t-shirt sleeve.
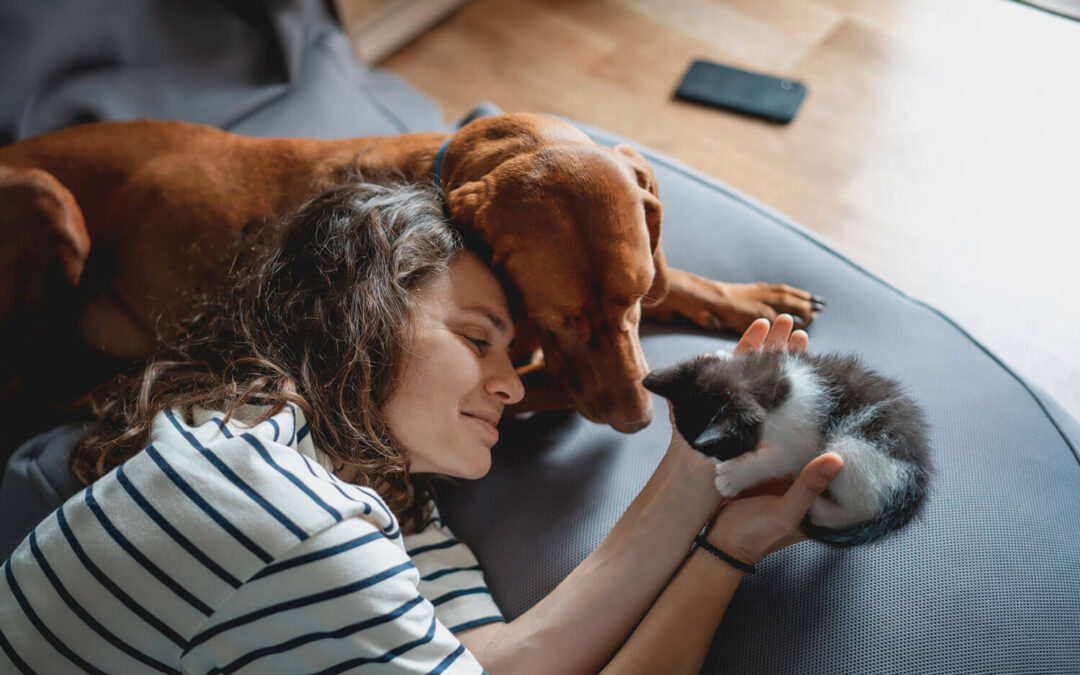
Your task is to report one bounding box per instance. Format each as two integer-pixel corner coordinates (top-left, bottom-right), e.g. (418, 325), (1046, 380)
(180, 515), (486, 674)
(404, 503), (505, 634)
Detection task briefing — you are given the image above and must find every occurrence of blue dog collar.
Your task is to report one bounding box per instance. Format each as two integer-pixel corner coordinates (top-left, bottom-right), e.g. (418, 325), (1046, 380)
(433, 137), (451, 189)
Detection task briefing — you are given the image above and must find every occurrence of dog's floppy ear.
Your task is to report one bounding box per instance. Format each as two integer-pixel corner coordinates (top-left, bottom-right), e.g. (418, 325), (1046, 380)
(644, 243), (669, 308)
(0, 166), (90, 318)
(614, 144), (668, 306)
(445, 178), (492, 229)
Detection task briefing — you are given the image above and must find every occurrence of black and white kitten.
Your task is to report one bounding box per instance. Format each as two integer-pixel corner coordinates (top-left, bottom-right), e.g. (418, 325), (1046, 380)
(643, 350), (932, 547)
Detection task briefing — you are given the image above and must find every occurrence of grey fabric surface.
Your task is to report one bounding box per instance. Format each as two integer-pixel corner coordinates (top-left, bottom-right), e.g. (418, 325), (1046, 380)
(436, 116), (1080, 673)
(0, 423), (86, 562)
(0, 0), (444, 142)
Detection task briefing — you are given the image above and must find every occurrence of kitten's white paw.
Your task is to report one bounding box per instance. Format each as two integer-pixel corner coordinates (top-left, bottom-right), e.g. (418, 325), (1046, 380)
(713, 462), (741, 497)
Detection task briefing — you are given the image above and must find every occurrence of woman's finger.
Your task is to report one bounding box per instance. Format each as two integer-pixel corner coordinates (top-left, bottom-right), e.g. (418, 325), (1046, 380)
(788, 329), (809, 353)
(733, 318), (771, 355)
(776, 452), (844, 523)
(764, 314), (795, 352)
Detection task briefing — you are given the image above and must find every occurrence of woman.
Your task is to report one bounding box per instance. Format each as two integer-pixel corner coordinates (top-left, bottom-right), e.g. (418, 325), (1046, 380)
(0, 178), (842, 673)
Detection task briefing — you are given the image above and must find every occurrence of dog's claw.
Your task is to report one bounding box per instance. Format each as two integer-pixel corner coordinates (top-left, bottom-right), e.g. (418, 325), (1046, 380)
(812, 296), (826, 309)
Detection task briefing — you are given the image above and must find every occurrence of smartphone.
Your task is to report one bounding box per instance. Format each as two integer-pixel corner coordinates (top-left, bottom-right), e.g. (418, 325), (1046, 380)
(674, 59), (808, 124)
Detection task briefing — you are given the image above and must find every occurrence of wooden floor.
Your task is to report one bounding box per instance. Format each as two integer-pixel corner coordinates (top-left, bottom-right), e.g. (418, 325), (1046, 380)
(377, 0), (1080, 418)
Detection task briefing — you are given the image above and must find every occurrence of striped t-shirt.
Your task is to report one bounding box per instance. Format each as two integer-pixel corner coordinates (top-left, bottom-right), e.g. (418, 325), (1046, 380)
(0, 404), (503, 673)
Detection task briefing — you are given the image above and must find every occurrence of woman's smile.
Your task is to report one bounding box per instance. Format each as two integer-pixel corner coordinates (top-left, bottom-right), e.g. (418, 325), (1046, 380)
(462, 411), (500, 445)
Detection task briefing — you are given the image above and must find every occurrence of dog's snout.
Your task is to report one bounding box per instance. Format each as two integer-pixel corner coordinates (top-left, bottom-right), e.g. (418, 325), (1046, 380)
(611, 417), (650, 434)
(599, 391), (654, 434)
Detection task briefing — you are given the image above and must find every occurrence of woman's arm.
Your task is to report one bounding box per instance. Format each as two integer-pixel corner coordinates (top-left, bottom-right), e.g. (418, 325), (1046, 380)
(599, 452), (844, 674)
(459, 316), (823, 675)
(462, 445), (843, 675)
(460, 430), (725, 675)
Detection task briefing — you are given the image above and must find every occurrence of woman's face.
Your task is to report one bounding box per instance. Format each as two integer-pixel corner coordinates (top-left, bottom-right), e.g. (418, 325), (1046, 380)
(383, 248), (525, 479)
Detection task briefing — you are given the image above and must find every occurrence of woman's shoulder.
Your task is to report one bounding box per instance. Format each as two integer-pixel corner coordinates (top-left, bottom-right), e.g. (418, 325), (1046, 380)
(403, 500), (504, 633)
(135, 404), (402, 542)
(403, 500), (471, 561)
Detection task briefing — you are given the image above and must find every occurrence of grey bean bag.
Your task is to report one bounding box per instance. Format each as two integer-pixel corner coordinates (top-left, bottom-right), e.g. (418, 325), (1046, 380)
(2, 1), (1078, 672)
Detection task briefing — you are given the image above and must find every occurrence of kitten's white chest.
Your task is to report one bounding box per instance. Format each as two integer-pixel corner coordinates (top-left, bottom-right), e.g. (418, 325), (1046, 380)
(713, 358), (827, 496)
(761, 357), (826, 460)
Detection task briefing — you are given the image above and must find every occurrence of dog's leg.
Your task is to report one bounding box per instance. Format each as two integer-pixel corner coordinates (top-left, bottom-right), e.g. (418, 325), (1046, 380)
(643, 267), (824, 333)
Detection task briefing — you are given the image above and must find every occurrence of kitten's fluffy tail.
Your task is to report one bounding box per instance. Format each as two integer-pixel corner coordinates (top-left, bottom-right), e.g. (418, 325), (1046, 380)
(799, 462), (931, 548)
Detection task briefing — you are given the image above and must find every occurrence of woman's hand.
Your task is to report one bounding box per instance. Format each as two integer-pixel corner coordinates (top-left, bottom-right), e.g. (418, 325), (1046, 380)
(704, 452), (843, 565)
(733, 314), (808, 355)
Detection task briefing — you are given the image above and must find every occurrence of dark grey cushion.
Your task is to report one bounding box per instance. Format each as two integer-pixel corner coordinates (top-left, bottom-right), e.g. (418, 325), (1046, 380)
(0, 0), (444, 143)
(437, 116), (1080, 673)
(0, 424), (87, 562)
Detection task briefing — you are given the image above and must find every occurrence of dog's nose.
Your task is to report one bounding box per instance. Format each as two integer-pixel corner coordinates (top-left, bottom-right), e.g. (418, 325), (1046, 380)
(603, 395), (653, 434)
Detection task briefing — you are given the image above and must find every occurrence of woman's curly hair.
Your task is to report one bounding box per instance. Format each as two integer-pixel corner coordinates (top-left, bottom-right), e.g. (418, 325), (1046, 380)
(69, 177), (462, 533)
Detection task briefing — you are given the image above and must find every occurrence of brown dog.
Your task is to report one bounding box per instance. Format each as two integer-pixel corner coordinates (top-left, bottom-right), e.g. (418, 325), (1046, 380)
(0, 112), (818, 442)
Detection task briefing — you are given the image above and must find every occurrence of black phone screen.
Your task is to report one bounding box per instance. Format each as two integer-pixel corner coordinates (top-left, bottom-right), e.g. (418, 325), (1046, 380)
(674, 59), (808, 124)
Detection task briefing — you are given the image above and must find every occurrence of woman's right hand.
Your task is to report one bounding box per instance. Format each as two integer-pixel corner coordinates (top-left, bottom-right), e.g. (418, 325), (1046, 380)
(704, 452), (844, 566)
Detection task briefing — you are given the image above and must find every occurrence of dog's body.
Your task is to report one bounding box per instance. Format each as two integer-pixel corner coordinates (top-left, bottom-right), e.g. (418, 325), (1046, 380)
(0, 113), (818, 441)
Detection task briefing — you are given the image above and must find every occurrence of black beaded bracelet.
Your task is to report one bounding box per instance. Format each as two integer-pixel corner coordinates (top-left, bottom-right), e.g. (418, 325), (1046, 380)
(691, 534), (757, 574)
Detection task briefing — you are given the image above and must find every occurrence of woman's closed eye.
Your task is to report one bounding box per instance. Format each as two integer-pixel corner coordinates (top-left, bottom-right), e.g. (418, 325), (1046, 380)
(463, 335), (491, 354)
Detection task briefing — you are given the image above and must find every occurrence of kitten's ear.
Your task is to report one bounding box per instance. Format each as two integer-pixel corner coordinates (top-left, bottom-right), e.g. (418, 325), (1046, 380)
(696, 397), (767, 448)
(738, 396), (768, 426)
(695, 414), (735, 448)
(641, 363), (689, 400)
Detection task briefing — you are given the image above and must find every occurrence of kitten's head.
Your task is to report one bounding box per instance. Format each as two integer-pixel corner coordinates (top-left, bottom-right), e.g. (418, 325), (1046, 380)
(642, 352), (790, 461)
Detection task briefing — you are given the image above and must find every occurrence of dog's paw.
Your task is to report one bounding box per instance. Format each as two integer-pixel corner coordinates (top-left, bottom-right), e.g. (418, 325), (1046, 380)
(709, 280), (823, 332)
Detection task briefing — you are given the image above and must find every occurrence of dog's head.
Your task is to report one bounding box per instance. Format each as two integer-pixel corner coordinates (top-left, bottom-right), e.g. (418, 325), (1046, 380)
(442, 113), (668, 432)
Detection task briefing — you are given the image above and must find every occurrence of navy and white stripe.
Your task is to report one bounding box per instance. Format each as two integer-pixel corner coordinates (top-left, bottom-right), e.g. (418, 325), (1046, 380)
(0, 404), (502, 673)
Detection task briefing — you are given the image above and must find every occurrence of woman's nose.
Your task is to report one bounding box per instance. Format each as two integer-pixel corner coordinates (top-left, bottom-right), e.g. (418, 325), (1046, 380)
(487, 354), (526, 405)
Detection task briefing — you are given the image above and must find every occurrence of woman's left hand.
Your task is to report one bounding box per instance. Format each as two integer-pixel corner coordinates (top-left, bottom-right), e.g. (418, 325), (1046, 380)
(733, 314), (808, 355)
